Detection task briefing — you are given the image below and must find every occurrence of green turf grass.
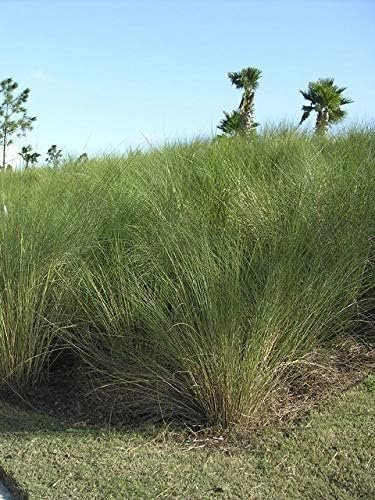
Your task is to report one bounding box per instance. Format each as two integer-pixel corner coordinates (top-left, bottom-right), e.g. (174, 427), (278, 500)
(0, 375), (374, 499)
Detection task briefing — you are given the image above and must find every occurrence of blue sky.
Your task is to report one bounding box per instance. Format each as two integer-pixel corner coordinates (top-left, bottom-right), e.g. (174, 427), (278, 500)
(2, 0), (374, 164)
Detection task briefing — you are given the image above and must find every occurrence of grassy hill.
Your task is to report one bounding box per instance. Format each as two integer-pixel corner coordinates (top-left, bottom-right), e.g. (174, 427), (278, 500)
(0, 127), (374, 429)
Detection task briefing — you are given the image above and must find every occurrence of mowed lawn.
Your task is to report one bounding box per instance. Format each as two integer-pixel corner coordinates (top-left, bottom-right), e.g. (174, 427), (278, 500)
(0, 375), (374, 499)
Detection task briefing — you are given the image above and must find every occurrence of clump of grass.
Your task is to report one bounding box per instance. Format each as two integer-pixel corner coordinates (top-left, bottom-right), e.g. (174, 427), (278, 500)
(0, 127), (374, 428)
(0, 166), (110, 389)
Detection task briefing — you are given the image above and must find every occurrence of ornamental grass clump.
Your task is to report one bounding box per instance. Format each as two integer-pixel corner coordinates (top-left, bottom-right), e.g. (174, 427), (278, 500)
(64, 129), (374, 427)
(0, 129), (373, 428)
(0, 166), (110, 390)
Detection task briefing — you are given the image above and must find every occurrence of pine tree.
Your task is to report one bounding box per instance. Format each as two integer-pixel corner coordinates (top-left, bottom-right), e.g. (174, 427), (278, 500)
(0, 78), (36, 169)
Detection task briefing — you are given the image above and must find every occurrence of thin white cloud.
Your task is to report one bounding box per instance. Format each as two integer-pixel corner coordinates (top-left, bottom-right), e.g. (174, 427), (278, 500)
(31, 69), (55, 83)
(30, 69), (73, 90)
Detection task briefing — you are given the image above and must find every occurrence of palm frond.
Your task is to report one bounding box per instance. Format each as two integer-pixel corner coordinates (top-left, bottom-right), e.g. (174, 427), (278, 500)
(299, 106), (314, 125)
(340, 97), (354, 105)
(329, 108), (347, 123)
(318, 77), (335, 87)
(300, 90), (314, 102)
(217, 110), (247, 135)
(228, 67), (262, 90)
(228, 71), (243, 89)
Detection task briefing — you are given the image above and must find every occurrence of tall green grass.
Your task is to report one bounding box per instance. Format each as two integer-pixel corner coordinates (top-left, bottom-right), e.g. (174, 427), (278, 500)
(0, 128), (374, 427)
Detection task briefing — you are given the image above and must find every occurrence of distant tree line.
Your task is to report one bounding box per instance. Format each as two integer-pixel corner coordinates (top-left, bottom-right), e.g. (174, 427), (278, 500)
(0, 70), (353, 170)
(0, 78), (89, 170)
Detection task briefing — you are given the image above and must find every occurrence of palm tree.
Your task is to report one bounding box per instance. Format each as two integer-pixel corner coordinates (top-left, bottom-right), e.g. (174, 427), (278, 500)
(299, 78), (353, 134)
(18, 145), (40, 168)
(217, 110), (247, 136)
(228, 67), (262, 132)
(218, 67), (262, 136)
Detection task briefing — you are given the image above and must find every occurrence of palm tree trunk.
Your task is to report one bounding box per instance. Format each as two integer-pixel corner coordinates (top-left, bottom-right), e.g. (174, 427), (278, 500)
(239, 90), (255, 133)
(315, 109), (329, 134)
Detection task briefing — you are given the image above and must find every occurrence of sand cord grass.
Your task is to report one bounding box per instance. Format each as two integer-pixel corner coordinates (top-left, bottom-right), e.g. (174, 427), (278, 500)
(1, 128), (374, 428)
